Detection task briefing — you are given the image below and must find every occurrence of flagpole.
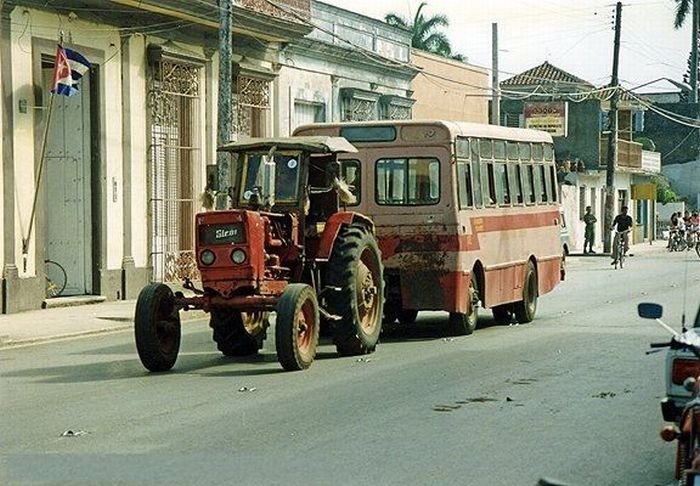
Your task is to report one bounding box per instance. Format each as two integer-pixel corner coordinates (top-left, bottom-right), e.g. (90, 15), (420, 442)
(22, 92), (55, 272)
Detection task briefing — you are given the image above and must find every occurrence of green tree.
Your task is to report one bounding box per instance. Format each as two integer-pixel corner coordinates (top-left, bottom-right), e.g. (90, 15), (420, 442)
(384, 2), (460, 59)
(652, 174), (679, 203)
(673, 0), (692, 28)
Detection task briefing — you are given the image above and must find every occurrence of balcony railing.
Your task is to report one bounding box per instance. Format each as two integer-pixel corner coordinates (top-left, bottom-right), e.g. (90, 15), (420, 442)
(599, 137), (643, 170)
(237, 0), (310, 22)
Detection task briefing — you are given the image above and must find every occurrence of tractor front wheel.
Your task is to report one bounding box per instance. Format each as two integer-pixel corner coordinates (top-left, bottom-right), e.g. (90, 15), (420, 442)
(134, 283), (181, 372)
(275, 284), (320, 371)
(327, 224), (385, 356)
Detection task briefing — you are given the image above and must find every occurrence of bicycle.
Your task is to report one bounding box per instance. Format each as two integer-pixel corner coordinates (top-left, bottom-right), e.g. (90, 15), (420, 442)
(45, 259), (67, 298)
(612, 229), (630, 269)
(669, 229), (689, 252)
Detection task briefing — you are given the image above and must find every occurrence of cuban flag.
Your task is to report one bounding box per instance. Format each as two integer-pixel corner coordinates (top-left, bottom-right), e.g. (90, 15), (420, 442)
(51, 45), (90, 96)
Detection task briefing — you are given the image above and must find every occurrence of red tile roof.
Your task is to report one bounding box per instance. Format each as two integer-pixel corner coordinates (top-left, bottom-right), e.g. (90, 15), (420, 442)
(501, 61), (594, 88)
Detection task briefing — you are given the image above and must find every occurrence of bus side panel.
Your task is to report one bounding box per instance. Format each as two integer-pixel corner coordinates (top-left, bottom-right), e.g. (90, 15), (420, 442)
(536, 255), (562, 297)
(483, 262), (526, 308)
(438, 271), (470, 314)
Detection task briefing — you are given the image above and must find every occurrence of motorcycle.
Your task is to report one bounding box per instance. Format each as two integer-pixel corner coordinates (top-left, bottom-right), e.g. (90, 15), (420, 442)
(638, 302), (700, 485)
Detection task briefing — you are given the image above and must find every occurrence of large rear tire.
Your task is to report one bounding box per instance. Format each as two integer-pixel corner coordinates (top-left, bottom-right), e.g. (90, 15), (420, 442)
(514, 261), (538, 323)
(448, 272), (479, 335)
(327, 224), (384, 356)
(275, 284), (320, 371)
(210, 310), (267, 357)
(134, 283), (181, 372)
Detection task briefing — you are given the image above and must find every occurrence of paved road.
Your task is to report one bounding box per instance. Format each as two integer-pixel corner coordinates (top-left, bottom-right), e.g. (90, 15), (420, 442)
(1, 248), (699, 485)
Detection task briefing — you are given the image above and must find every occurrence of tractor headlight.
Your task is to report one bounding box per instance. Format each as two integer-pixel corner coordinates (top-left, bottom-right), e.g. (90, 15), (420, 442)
(231, 249), (247, 264)
(200, 249), (216, 266)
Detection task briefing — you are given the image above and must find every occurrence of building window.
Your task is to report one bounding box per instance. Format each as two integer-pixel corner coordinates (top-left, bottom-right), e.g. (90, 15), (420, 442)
(579, 186), (587, 220)
(233, 73), (271, 138)
(148, 56), (202, 282)
(293, 100), (325, 131)
(341, 88), (380, 121)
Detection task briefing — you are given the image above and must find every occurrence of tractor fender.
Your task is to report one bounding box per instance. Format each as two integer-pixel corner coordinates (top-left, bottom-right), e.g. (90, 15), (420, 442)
(316, 212), (375, 260)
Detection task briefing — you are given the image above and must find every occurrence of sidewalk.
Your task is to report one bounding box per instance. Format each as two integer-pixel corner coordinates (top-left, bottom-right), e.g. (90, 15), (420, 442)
(0, 296), (207, 349)
(0, 240), (670, 349)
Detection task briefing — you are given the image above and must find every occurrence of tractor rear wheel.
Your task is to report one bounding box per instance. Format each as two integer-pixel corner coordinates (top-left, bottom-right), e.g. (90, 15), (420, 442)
(275, 284), (320, 371)
(210, 310), (267, 357)
(327, 224), (384, 356)
(134, 283), (181, 372)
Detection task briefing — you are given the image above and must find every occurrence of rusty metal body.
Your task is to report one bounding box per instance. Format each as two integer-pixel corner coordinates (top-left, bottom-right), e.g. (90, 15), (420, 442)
(179, 208), (371, 312)
(177, 137), (373, 313)
(294, 120), (564, 322)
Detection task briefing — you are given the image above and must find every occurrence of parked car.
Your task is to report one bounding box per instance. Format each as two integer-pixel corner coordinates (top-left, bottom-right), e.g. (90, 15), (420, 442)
(560, 209), (571, 257)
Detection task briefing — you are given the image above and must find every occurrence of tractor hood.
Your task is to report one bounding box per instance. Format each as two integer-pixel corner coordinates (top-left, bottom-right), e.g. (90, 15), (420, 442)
(218, 136), (358, 155)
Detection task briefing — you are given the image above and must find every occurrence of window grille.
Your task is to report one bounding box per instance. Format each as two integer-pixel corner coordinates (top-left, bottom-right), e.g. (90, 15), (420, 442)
(148, 59), (202, 282)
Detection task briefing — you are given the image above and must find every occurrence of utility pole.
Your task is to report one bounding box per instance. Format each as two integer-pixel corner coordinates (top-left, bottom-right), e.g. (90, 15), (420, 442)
(691, 0), (699, 103)
(217, 0), (233, 206)
(603, 1), (622, 254)
(491, 22), (500, 126)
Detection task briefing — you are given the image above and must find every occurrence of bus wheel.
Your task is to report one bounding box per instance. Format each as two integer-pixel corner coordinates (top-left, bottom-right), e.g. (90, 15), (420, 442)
(514, 261), (538, 323)
(327, 224), (385, 356)
(448, 274), (479, 335)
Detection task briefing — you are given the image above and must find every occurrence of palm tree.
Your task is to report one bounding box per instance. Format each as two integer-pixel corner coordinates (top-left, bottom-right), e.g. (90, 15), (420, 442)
(672, 0), (698, 101)
(673, 0), (692, 28)
(384, 2), (457, 58)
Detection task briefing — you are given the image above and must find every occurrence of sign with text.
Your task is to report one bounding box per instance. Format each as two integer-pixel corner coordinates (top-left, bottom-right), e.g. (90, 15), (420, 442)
(524, 102), (568, 137)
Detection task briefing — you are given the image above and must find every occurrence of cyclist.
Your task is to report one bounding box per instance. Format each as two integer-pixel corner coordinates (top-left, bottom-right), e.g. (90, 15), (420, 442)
(610, 205), (633, 265)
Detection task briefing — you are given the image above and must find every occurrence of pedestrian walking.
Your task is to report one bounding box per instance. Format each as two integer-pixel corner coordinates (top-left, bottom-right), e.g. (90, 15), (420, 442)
(583, 206), (596, 254)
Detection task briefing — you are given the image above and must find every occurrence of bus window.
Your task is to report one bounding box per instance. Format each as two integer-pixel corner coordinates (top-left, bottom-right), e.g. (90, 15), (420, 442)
(494, 140), (506, 160)
(534, 164), (545, 202)
(519, 142), (531, 161)
(483, 162), (496, 205)
(457, 161), (474, 208)
(494, 163), (511, 205)
(541, 165), (551, 202)
(544, 144), (554, 161)
(376, 157), (440, 206)
(532, 143), (544, 161)
(456, 137), (470, 158)
(523, 164), (536, 204)
(340, 159), (361, 205)
(480, 139), (493, 160)
(549, 165), (558, 202)
(471, 159), (483, 207)
(508, 164), (523, 204)
(507, 141), (519, 160)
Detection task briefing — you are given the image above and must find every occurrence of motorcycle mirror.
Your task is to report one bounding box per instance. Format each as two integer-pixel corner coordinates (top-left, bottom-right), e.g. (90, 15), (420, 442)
(638, 302), (663, 319)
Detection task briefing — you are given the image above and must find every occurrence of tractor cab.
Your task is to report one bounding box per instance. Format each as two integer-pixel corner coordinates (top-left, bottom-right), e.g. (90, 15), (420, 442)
(134, 136), (384, 373)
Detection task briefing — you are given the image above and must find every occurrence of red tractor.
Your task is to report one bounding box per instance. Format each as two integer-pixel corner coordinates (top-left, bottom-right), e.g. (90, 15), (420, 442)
(134, 137), (384, 371)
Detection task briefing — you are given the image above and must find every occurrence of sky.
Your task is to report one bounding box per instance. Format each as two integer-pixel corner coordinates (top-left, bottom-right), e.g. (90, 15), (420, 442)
(320, 0), (691, 92)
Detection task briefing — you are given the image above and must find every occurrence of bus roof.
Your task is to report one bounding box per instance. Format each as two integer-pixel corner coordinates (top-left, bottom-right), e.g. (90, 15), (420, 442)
(295, 119), (554, 144)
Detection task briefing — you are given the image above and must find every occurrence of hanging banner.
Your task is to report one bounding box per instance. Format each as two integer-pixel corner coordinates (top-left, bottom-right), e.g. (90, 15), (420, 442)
(524, 101), (568, 137)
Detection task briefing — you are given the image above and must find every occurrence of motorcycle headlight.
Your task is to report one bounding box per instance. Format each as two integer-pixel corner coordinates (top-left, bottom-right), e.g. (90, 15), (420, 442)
(231, 249), (247, 265)
(200, 249), (216, 266)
